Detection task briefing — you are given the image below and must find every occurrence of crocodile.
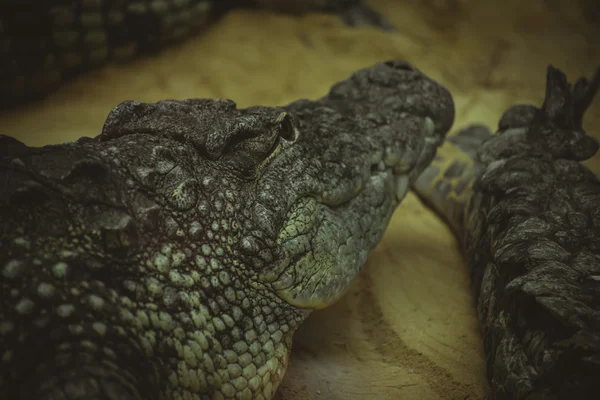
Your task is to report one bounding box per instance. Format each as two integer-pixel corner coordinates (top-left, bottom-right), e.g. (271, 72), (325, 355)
(413, 66), (600, 399)
(0, 0), (391, 110)
(0, 61), (455, 399)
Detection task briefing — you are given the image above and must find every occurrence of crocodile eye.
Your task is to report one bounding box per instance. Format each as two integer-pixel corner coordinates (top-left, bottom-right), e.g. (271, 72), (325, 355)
(278, 113), (296, 142)
(221, 112), (297, 176)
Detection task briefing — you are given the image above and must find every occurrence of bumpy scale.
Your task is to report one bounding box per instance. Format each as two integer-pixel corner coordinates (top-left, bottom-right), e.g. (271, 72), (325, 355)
(0, 61), (454, 399)
(413, 66), (600, 399)
(0, 0), (390, 109)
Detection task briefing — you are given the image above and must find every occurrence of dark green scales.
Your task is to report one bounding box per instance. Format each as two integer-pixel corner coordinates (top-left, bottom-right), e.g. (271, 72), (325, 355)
(0, 61), (455, 399)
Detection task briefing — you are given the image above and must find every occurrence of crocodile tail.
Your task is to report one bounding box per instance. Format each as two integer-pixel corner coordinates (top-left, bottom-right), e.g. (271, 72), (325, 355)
(507, 65), (600, 162)
(411, 124), (492, 236)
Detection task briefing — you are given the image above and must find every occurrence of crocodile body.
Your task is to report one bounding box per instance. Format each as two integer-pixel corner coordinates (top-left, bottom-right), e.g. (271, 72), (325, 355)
(413, 66), (600, 399)
(0, 0), (390, 109)
(0, 61), (455, 399)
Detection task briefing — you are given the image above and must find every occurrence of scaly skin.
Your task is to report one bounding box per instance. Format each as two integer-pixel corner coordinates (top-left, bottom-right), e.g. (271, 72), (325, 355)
(0, 61), (455, 400)
(0, 0), (390, 109)
(413, 66), (600, 399)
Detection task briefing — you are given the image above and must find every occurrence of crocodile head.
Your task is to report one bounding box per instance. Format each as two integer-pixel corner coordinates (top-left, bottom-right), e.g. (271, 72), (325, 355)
(99, 60), (454, 311)
(0, 61), (454, 399)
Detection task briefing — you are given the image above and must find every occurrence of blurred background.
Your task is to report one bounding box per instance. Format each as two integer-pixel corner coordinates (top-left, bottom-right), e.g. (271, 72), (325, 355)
(1, 1), (598, 398)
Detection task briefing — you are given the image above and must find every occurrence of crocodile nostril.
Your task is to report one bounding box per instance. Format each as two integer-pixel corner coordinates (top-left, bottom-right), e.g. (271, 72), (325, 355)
(384, 60), (415, 71)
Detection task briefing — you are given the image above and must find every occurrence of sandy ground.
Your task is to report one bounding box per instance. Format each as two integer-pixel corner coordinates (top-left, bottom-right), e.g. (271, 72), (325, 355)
(1, 1), (599, 399)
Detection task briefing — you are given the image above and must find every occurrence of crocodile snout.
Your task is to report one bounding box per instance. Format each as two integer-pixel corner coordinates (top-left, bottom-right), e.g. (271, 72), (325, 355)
(262, 61), (455, 309)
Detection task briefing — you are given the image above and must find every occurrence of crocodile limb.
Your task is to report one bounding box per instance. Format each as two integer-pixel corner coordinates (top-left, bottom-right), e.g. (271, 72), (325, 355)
(0, 0), (391, 110)
(0, 60), (454, 400)
(412, 66), (600, 399)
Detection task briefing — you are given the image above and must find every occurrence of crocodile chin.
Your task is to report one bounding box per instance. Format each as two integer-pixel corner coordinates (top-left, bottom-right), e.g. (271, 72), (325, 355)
(271, 115), (440, 309)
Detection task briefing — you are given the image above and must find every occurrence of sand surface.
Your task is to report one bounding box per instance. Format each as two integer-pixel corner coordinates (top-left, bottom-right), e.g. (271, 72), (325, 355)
(1, 1), (599, 398)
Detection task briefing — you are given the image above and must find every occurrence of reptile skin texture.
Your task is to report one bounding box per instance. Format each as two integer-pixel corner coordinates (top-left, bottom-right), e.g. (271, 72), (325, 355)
(0, 0), (390, 109)
(413, 66), (600, 399)
(0, 61), (455, 399)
